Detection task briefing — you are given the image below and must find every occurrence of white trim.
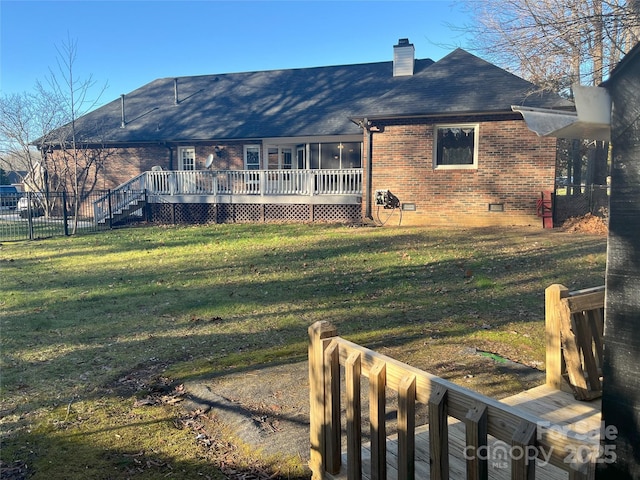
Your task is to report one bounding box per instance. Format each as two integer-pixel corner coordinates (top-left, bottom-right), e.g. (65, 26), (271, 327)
(265, 145), (294, 170)
(244, 145), (261, 170)
(432, 123), (479, 170)
(297, 146), (307, 169)
(177, 146), (196, 171)
(261, 134), (362, 144)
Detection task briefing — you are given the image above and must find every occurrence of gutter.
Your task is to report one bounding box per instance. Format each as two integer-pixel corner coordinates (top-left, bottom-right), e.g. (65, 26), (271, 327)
(349, 109), (525, 123)
(512, 85), (611, 141)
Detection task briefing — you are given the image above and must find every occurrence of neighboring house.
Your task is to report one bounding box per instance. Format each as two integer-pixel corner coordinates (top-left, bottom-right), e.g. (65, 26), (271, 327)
(40, 39), (572, 226)
(4, 171), (26, 189)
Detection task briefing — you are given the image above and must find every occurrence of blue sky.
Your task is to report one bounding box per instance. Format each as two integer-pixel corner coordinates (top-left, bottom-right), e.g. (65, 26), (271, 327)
(1, 1), (471, 108)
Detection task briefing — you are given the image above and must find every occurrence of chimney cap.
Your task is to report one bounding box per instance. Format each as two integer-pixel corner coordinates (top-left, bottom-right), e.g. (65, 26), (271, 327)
(395, 38), (413, 47)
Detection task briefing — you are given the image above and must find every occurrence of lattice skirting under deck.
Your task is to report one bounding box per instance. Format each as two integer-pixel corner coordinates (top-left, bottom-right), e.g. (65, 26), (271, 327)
(148, 203), (361, 225)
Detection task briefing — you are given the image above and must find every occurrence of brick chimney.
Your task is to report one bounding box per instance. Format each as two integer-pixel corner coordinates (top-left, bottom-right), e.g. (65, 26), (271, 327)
(393, 38), (415, 77)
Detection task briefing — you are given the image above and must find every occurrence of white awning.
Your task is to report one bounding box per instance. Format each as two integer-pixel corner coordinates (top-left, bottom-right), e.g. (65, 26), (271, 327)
(512, 85), (611, 141)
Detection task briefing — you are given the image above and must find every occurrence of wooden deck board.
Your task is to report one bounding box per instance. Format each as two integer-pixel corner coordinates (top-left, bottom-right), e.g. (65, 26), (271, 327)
(327, 385), (601, 480)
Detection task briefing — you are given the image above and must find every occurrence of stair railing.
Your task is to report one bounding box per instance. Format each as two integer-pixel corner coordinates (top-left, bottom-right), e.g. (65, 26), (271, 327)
(93, 173), (147, 225)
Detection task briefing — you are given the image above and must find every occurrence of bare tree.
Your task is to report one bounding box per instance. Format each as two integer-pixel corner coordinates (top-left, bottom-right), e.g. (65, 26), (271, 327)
(460, 0), (639, 90)
(457, 0), (639, 188)
(43, 35), (109, 232)
(1, 36), (109, 232)
(0, 88), (64, 193)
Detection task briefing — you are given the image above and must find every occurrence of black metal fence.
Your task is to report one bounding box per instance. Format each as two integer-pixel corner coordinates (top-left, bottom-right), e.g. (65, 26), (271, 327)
(0, 191), (111, 242)
(554, 184), (609, 224)
(1, 183), (612, 241)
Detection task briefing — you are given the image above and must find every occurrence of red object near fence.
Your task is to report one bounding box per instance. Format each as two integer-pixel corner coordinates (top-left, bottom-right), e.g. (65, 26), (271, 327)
(536, 191), (554, 228)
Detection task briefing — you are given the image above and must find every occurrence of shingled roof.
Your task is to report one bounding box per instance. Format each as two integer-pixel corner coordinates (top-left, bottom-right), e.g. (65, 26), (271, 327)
(63, 48), (572, 145)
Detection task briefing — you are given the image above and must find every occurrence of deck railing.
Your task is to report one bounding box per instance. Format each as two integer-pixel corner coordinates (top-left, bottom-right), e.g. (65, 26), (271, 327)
(309, 321), (598, 480)
(545, 284), (605, 400)
(93, 173), (147, 225)
(145, 168), (363, 196)
(93, 168), (363, 224)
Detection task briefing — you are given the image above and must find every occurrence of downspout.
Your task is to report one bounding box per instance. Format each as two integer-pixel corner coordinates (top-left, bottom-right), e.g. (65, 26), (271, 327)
(365, 120), (374, 220)
(164, 143), (174, 170)
(353, 117), (378, 220)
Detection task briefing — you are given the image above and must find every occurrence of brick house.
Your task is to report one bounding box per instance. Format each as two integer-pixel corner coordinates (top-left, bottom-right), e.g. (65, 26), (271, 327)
(40, 39), (572, 226)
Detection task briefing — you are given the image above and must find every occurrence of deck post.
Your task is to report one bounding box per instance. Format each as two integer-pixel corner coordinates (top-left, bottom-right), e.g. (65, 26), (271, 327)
(569, 460), (595, 480)
(346, 352), (363, 479)
(545, 284), (569, 390)
(429, 383), (449, 480)
(464, 402), (488, 480)
(511, 420), (536, 480)
(309, 321), (338, 479)
(370, 362), (387, 480)
(398, 375), (416, 480)
(324, 341), (341, 474)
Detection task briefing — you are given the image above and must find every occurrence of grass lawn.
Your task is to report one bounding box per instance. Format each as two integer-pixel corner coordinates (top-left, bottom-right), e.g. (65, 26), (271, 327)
(0, 223), (606, 479)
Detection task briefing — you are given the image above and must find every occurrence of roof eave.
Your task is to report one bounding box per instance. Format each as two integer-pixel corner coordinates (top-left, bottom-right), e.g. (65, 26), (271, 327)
(512, 84), (611, 141)
(350, 108), (524, 123)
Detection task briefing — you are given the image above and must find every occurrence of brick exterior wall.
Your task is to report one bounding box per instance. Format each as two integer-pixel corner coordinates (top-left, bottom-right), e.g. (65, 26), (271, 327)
(52, 142), (251, 191)
(365, 116), (557, 227)
(46, 119), (555, 228)
(100, 145), (169, 189)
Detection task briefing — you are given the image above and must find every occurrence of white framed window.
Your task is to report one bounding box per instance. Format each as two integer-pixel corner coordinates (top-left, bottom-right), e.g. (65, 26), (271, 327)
(178, 146), (196, 170)
(244, 145), (261, 170)
(266, 146), (293, 170)
(282, 148), (293, 169)
(267, 147), (279, 170)
(433, 124), (479, 169)
(297, 146), (306, 169)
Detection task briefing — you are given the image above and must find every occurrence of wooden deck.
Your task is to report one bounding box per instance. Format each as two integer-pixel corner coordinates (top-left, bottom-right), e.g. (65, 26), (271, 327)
(310, 286), (606, 480)
(328, 385), (601, 480)
(93, 168), (363, 224)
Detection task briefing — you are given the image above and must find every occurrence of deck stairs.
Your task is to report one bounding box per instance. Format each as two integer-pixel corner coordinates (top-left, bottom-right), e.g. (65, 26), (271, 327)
(93, 173), (147, 225)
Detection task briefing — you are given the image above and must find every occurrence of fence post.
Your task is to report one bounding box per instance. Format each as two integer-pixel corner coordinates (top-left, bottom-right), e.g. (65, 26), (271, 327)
(309, 321), (338, 480)
(144, 190), (151, 223)
(107, 189), (113, 229)
(324, 340), (341, 474)
(545, 284), (569, 389)
(27, 192), (34, 240)
(62, 190), (69, 236)
(511, 420), (537, 479)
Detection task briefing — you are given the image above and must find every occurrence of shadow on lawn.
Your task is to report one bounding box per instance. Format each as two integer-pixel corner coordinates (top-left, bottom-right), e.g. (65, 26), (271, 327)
(2, 227), (606, 399)
(1, 226), (607, 479)
(0, 419), (304, 480)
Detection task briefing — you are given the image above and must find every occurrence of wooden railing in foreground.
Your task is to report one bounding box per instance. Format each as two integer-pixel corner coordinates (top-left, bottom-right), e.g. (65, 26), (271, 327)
(545, 285), (605, 400)
(309, 321), (598, 480)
